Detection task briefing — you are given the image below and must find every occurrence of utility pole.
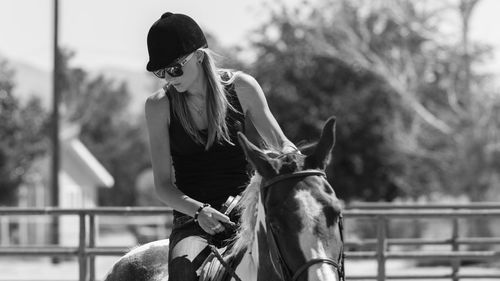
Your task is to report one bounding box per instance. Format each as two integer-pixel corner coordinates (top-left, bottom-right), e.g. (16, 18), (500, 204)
(51, 0), (60, 250)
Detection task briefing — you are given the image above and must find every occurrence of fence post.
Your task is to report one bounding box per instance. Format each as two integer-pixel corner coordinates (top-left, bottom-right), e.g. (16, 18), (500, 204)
(451, 217), (459, 281)
(89, 214), (96, 281)
(79, 213), (88, 281)
(18, 216), (28, 244)
(376, 215), (387, 281)
(0, 216), (9, 245)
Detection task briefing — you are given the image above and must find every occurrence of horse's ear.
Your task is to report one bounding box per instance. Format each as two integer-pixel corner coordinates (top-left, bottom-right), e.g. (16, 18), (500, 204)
(304, 116), (336, 170)
(237, 132), (279, 178)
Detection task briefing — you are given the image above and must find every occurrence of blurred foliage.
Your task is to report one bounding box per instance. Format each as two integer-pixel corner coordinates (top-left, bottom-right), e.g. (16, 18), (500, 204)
(247, 0), (500, 202)
(250, 49), (400, 201)
(0, 60), (49, 205)
(0, 49), (152, 206)
(57, 49), (150, 206)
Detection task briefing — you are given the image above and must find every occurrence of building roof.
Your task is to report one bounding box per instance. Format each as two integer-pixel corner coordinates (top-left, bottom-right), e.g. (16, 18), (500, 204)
(63, 139), (114, 188)
(60, 123), (114, 188)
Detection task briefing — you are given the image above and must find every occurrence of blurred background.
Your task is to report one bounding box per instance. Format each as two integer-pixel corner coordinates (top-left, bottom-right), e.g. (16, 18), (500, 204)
(1, 0), (500, 280)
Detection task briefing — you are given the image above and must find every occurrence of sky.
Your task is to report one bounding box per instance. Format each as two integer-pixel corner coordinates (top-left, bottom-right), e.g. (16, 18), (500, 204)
(0, 0), (276, 72)
(0, 0), (500, 74)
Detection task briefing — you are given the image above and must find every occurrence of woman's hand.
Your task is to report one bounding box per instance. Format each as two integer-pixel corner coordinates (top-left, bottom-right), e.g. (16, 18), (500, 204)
(196, 206), (235, 235)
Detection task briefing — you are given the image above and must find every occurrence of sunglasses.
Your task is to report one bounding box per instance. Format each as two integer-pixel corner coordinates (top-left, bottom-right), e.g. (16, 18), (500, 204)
(153, 53), (195, 78)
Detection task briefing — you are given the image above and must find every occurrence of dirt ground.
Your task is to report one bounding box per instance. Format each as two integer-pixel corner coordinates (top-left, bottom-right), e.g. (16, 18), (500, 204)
(0, 257), (499, 281)
(0, 231), (498, 281)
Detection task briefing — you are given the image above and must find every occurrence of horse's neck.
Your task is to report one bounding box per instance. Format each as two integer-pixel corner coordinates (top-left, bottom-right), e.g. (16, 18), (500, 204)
(234, 196), (280, 281)
(232, 196), (263, 281)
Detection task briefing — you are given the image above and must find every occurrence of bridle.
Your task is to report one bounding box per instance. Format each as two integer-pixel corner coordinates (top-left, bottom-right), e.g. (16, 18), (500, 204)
(262, 170), (346, 281)
(210, 170), (345, 281)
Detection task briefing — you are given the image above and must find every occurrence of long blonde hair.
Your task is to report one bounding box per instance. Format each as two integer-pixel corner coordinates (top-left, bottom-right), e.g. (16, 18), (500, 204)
(166, 48), (239, 150)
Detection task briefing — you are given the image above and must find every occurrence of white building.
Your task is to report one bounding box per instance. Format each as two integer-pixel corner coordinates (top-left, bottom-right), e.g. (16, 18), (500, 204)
(2, 125), (114, 246)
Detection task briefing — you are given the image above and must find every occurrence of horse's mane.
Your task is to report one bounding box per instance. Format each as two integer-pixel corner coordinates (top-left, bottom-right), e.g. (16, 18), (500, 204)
(227, 148), (307, 256)
(226, 173), (262, 256)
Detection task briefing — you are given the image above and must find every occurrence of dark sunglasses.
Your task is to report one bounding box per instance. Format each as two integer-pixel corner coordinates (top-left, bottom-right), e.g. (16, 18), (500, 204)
(153, 53), (194, 78)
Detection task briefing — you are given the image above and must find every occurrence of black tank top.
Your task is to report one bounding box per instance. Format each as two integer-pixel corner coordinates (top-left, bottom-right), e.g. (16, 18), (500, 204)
(166, 78), (250, 211)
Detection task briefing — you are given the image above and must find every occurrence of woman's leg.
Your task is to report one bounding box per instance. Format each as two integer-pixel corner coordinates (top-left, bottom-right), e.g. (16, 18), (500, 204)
(168, 235), (210, 281)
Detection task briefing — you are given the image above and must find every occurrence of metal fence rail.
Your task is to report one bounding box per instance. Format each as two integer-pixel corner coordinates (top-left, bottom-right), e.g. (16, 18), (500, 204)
(1, 204), (500, 281)
(345, 204), (500, 281)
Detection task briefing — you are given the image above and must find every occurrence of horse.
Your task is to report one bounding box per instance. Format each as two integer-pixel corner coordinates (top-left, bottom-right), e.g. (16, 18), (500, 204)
(103, 116), (344, 281)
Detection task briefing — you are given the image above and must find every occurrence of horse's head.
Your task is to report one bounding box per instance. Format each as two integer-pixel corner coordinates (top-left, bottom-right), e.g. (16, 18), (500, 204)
(237, 117), (344, 281)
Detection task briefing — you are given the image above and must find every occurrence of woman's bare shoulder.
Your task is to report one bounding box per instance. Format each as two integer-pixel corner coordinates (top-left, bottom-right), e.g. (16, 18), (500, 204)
(232, 72), (266, 113)
(145, 88), (170, 121)
(233, 71), (259, 91)
(146, 88), (169, 105)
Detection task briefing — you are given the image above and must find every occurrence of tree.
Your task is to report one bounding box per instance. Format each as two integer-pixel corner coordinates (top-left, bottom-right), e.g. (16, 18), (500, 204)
(57, 49), (151, 206)
(250, 0), (500, 202)
(0, 59), (48, 205)
(248, 5), (401, 201)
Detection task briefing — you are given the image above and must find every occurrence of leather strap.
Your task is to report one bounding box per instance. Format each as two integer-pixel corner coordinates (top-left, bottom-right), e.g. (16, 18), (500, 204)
(262, 170), (326, 189)
(208, 245), (243, 281)
(292, 258), (340, 281)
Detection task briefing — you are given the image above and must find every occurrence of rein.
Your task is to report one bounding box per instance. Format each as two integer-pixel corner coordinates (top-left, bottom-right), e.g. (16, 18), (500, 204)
(263, 170), (346, 281)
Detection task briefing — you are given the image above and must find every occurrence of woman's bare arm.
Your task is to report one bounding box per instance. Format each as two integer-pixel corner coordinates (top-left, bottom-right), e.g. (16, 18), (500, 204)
(234, 73), (297, 152)
(145, 91), (198, 214)
(145, 90), (232, 232)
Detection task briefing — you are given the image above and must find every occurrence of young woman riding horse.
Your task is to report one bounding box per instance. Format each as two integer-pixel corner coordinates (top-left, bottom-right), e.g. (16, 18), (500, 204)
(104, 117), (344, 281)
(143, 12), (297, 280)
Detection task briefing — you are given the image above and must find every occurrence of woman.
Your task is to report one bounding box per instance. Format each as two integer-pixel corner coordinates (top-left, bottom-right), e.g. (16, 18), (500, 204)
(144, 12), (296, 280)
